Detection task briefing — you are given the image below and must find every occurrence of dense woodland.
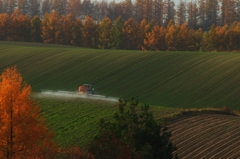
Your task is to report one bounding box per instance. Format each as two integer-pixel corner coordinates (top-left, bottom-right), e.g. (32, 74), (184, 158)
(1, 0), (240, 27)
(0, 0), (240, 51)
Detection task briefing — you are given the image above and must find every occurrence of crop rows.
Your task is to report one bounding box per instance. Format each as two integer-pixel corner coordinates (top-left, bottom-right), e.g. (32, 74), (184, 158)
(168, 114), (240, 158)
(1, 43), (240, 109)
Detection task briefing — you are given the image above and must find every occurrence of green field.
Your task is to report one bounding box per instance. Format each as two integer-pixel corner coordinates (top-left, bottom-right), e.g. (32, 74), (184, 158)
(1, 42), (240, 149)
(34, 96), (179, 148)
(1, 42), (240, 109)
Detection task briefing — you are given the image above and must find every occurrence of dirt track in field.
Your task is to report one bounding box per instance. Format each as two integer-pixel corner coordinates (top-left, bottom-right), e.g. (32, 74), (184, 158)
(168, 114), (240, 159)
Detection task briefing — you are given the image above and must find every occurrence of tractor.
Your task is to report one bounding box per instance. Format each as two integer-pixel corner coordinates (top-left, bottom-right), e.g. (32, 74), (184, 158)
(78, 84), (94, 95)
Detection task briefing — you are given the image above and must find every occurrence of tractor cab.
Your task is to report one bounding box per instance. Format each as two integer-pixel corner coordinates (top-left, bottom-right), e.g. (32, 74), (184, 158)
(78, 84), (94, 95)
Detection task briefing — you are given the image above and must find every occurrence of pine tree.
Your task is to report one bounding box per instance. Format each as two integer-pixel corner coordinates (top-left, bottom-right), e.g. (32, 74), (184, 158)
(187, 0), (198, 28)
(152, 0), (165, 25)
(111, 16), (124, 49)
(176, 0), (186, 25)
(70, 18), (83, 46)
(31, 15), (42, 42)
(0, 0), (3, 13)
(41, 0), (51, 17)
(67, 0), (81, 18)
(81, 0), (94, 17)
(164, 0), (175, 26)
(28, 0), (40, 17)
(165, 20), (179, 51)
(0, 13), (10, 40)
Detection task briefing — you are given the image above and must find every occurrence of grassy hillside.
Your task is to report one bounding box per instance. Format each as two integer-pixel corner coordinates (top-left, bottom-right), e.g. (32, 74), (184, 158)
(34, 96), (179, 148)
(1, 42), (240, 109)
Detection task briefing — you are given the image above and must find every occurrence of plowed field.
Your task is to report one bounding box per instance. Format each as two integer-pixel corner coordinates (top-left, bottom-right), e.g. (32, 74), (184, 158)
(168, 114), (240, 158)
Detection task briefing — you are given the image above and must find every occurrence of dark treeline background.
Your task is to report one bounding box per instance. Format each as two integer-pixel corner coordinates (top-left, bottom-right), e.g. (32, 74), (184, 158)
(0, 0), (239, 51)
(0, 0), (240, 28)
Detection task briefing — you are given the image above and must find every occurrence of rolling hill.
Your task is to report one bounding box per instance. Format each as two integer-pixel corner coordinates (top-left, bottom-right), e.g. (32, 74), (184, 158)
(0, 42), (240, 109)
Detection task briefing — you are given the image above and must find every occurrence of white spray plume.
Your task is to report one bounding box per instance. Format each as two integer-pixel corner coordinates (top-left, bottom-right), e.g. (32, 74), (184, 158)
(33, 90), (118, 102)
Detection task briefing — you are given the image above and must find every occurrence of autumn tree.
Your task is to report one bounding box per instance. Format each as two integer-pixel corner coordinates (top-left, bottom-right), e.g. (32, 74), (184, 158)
(0, 66), (56, 158)
(41, 11), (60, 44)
(165, 20), (179, 51)
(176, 23), (190, 51)
(122, 17), (140, 50)
(138, 19), (148, 50)
(83, 15), (98, 48)
(188, 28), (203, 51)
(215, 25), (228, 51)
(201, 24), (217, 51)
(98, 17), (113, 49)
(61, 13), (82, 45)
(144, 25), (166, 51)
(224, 22), (240, 51)
(9, 9), (31, 41)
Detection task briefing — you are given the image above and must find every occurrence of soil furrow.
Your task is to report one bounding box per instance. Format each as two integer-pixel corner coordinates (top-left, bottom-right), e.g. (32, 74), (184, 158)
(187, 124), (240, 158)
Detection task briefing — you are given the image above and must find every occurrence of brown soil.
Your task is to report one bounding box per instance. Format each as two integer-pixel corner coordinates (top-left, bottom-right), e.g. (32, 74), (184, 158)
(168, 114), (240, 159)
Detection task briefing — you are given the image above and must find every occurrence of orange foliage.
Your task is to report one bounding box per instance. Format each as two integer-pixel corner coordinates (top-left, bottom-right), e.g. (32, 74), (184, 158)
(122, 18), (140, 50)
(144, 25), (166, 51)
(9, 9), (31, 41)
(83, 15), (98, 48)
(0, 66), (56, 159)
(165, 23), (179, 51)
(41, 11), (60, 44)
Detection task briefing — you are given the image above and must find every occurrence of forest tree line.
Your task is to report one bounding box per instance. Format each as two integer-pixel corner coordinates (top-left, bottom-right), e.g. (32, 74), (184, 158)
(0, 0), (240, 28)
(0, 9), (239, 51)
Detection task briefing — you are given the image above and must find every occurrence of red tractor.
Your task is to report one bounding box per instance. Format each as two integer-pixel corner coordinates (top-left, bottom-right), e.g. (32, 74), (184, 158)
(78, 84), (95, 95)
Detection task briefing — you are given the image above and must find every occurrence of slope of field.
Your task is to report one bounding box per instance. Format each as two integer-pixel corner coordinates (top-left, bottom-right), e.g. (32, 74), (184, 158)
(1, 42), (240, 109)
(34, 95), (179, 148)
(168, 114), (240, 158)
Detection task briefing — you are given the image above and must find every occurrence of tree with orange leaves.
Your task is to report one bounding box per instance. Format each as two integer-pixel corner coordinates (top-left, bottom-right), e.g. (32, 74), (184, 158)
(0, 66), (56, 159)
